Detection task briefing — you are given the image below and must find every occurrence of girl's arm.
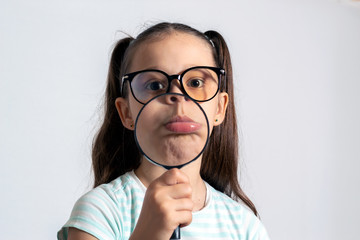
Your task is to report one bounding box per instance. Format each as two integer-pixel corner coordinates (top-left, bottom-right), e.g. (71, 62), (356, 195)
(68, 227), (98, 240)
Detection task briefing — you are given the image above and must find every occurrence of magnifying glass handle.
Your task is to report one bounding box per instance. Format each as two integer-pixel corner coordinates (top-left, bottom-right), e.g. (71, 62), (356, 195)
(170, 226), (180, 239)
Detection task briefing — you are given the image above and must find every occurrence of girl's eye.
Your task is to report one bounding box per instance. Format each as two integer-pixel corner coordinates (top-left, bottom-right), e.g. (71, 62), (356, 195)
(187, 79), (204, 88)
(145, 81), (165, 91)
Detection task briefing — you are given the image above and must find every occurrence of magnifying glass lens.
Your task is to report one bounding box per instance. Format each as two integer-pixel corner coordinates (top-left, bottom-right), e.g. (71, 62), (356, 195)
(134, 93), (209, 169)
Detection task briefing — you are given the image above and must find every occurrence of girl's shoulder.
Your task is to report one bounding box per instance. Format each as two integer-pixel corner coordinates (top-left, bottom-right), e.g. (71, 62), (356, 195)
(72, 170), (146, 216)
(203, 183), (271, 240)
(89, 170), (146, 201)
(57, 171), (145, 240)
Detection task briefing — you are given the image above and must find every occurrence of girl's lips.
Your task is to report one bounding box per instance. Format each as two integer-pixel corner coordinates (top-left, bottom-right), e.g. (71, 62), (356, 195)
(165, 116), (201, 133)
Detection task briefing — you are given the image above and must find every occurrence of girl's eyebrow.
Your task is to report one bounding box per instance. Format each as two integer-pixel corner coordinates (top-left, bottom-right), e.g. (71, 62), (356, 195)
(131, 66), (160, 71)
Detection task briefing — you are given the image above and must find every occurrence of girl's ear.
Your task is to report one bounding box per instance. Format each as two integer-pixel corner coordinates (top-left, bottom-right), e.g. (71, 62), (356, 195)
(214, 92), (229, 126)
(115, 97), (135, 130)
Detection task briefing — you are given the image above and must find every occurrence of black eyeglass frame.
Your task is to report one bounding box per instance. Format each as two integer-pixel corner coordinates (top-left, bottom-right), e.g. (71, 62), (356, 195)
(120, 66), (225, 104)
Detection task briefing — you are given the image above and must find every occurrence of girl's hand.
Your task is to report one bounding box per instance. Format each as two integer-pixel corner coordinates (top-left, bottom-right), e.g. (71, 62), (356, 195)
(130, 168), (193, 240)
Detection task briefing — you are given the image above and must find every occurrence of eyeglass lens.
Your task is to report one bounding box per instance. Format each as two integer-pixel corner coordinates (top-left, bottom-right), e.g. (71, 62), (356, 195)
(131, 68), (219, 103)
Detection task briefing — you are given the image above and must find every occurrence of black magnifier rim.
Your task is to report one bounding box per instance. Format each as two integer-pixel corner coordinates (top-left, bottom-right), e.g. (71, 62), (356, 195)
(134, 93), (210, 170)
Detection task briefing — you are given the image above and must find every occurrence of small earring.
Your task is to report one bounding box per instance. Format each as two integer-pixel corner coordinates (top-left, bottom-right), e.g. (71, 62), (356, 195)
(130, 123), (134, 128)
(215, 119), (218, 122)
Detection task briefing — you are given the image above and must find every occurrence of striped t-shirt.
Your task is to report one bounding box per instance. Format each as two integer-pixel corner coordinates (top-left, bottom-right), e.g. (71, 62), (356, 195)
(58, 171), (270, 240)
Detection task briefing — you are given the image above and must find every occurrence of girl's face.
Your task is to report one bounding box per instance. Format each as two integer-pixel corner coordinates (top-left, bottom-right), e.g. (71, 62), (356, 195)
(116, 32), (228, 166)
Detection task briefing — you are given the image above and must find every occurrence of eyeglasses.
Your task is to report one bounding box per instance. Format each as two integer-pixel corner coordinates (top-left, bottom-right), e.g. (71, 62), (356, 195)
(121, 66), (225, 104)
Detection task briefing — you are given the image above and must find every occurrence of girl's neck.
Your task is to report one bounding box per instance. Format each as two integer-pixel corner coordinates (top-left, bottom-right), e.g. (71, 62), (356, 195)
(134, 158), (207, 211)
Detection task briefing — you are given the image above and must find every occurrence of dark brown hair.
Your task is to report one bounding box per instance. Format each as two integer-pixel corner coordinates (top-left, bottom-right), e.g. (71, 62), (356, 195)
(92, 22), (258, 216)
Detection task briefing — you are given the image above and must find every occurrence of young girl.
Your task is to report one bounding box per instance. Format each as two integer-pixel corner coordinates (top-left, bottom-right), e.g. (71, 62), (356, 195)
(58, 22), (270, 240)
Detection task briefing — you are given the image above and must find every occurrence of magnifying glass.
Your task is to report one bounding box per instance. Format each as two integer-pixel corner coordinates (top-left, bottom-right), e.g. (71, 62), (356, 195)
(134, 93), (210, 239)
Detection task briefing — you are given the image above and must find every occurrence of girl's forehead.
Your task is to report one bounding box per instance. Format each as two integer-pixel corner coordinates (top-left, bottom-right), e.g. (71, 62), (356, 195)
(128, 32), (215, 73)
(142, 31), (210, 48)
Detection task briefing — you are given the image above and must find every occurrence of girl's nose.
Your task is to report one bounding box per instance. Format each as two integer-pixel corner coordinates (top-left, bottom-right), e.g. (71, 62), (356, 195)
(165, 92), (187, 104)
(168, 78), (185, 95)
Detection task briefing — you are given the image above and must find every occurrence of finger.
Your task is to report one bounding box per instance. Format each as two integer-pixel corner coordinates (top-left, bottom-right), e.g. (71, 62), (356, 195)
(173, 198), (194, 211)
(166, 183), (192, 199)
(158, 168), (190, 186)
(175, 210), (193, 228)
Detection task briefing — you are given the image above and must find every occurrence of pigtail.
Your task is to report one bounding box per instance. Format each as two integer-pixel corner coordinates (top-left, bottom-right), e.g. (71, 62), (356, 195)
(203, 31), (258, 216)
(92, 37), (141, 187)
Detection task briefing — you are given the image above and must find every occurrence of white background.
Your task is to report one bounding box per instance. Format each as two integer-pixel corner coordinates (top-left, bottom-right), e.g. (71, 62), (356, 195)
(1, 0), (359, 239)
